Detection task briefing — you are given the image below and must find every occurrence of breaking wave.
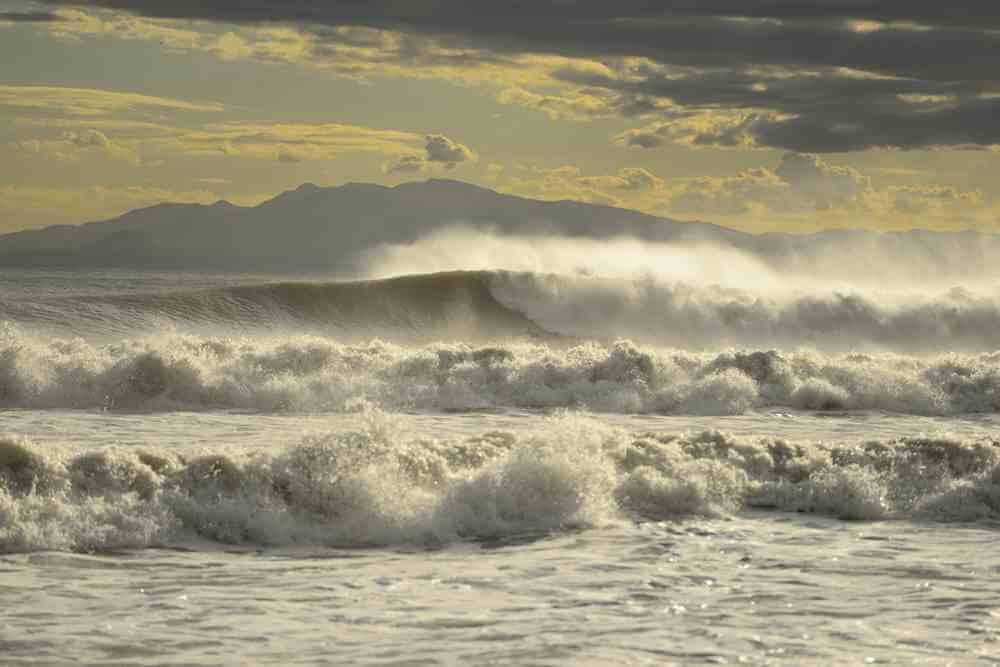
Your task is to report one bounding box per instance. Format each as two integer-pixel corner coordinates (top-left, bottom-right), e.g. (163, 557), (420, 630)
(0, 271), (546, 341)
(3, 332), (1000, 415)
(3, 409), (999, 553)
(5, 269), (1000, 353)
(489, 272), (1000, 353)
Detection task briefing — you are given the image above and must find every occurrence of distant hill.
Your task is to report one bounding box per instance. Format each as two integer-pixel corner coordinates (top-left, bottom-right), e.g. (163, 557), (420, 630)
(1, 178), (997, 279)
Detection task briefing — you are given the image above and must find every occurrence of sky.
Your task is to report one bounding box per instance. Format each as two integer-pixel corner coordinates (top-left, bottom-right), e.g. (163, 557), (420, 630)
(2, 1), (999, 234)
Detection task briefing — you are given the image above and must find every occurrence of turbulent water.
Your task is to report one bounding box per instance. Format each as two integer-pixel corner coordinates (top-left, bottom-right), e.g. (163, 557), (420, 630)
(4, 264), (1000, 665)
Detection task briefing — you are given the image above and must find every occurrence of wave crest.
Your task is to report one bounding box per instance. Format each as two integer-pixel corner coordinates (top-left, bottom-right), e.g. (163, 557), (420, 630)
(7, 270), (1000, 353)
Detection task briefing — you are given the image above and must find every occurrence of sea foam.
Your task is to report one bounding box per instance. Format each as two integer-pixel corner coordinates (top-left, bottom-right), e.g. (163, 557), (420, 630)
(3, 409), (999, 553)
(3, 329), (1000, 415)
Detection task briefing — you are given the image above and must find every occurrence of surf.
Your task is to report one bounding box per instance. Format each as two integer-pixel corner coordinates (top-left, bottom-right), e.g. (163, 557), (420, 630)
(3, 408), (999, 554)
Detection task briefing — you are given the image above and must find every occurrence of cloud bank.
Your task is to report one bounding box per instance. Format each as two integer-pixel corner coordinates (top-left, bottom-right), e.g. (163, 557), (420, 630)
(31, 1), (1000, 152)
(504, 153), (992, 232)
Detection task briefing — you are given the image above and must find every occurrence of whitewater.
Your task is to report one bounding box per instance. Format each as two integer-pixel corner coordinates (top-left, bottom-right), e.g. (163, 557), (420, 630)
(3, 257), (1000, 665)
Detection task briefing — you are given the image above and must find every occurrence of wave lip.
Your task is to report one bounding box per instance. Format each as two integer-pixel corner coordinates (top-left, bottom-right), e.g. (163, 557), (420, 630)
(489, 272), (1000, 353)
(3, 411), (1000, 553)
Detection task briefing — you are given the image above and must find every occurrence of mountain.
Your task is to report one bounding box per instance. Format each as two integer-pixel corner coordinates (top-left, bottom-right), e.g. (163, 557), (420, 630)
(1, 178), (997, 279)
(0, 179), (725, 271)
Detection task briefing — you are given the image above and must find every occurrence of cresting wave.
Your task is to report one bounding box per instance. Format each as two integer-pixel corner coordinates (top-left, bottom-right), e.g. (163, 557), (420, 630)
(3, 331), (1000, 415)
(2, 410), (999, 553)
(0, 271), (546, 341)
(490, 272), (1000, 353)
(5, 269), (1000, 352)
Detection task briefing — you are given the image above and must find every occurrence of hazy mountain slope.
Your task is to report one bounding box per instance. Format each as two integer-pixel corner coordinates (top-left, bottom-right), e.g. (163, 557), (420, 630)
(0, 180), (710, 270)
(1, 178), (997, 279)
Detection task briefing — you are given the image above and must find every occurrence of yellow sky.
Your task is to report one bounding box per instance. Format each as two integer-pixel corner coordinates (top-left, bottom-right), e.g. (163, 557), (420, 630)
(2, 3), (999, 234)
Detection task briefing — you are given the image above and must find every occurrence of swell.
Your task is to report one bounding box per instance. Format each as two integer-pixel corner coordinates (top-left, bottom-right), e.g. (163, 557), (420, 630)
(7, 269), (1000, 354)
(3, 333), (1000, 415)
(0, 271), (550, 341)
(3, 411), (999, 553)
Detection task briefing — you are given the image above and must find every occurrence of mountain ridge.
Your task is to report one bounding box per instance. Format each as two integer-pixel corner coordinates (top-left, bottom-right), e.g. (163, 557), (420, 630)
(1, 178), (997, 278)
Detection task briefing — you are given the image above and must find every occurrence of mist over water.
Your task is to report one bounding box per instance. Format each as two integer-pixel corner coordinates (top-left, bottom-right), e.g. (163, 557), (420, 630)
(363, 225), (1000, 290)
(364, 229), (1000, 353)
(363, 228), (789, 291)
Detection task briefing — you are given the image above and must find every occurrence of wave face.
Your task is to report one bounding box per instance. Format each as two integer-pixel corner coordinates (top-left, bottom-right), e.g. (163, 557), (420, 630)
(7, 269), (1000, 353)
(0, 271), (546, 341)
(2, 410), (999, 553)
(4, 331), (1000, 415)
(5, 269), (1000, 415)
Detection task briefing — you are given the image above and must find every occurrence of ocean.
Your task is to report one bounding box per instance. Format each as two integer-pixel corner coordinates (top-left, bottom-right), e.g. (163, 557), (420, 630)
(3, 265), (1000, 665)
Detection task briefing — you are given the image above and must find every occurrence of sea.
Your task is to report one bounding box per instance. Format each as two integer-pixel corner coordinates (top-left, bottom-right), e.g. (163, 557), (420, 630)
(3, 260), (1000, 666)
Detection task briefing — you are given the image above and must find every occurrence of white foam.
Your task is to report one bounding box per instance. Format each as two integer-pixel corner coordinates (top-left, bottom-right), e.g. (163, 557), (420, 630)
(4, 331), (1000, 415)
(489, 271), (1000, 353)
(3, 411), (999, 552)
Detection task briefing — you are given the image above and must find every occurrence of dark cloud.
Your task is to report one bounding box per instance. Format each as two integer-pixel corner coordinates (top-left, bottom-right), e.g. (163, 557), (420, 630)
(0, 10), (63, 21)
(36, 1), (1000, 151)
(599, 63), (1000, 151)
(753, 99), (1000, 152)
(38, 2), (1000, 80)
(35, 2), (1000, 30)
(773, 153), (870, 208)
(623, 132), (664, 149)
(383, 134), (476, 174)
(424, 134), (475, 166)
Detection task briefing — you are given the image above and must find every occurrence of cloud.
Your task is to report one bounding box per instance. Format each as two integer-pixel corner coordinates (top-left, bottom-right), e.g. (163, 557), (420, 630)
(660, 153), (873, 218)
(619, 131), (664, 149)
(38, 7), (557, 86)
(0, 85), (224, 117)
(383, 134), (476, 173)
(32, 2), (1000, 152)
(662, 169), (789, 217)
(40, 7), (205, 50)
(496, 153), (992, 232)
(615, 111), (773, 150)
(12, 117), (174, 133)
(579, 167), (664, 192)
(158, 122), (422, 161)
(13, 129), (142, 165)
(86, 121), (424, 163)
(8, 98), (459, 167)
(887, 185), (985, 217)
(497, 86), (618, 120)
(47, 2), (1000, 34)
(773, 153), (871, 210)
(653, 153), (993, 231)
(383, 155), (425, 174)
(0, 11), (63, 23)
(276, 149), (303, 163)
(424, 134), (476, 166)
(506, 165), (623, 207)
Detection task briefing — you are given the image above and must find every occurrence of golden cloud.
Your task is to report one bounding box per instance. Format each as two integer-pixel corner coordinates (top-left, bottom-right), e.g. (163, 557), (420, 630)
(0, 85), (224, 117)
